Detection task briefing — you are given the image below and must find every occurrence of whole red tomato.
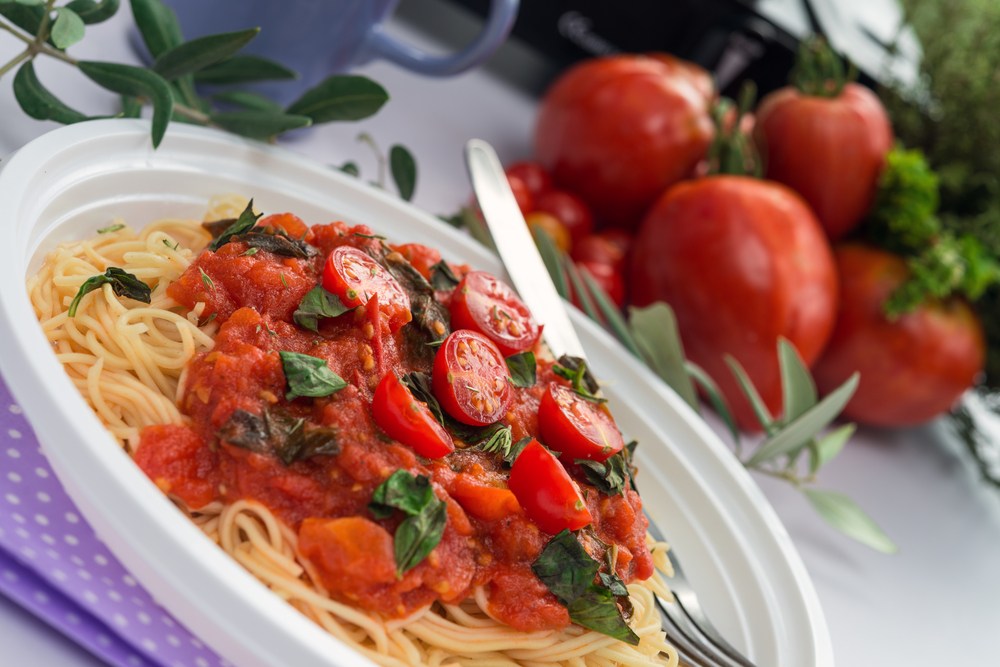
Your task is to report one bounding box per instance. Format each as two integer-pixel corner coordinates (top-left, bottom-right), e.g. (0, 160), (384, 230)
(812, 244), (985, 426)
(754, 82), (893, 240)
(505, 161), (553, 199)
(576, 260), (625, 308)
(534, 54), (714, 230)
(534, 189), (594, 244)
(571, 230), (632, 271)
(630, 176), (838, 430)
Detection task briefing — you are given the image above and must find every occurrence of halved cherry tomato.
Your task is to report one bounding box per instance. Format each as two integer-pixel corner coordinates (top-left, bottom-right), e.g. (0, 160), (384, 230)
(506, 161), (553, 199)
(371, 373), (454, 458)
(432, 329), (512, 426)
(534, 189), (595, 244)
(525, 212), (571, 253)
(450, 473), (521, 522)
(322, 246), (412, 332)
(538, 382), (624, 462)
(508, 439), (592, 534)
(449, 271), (541, 356)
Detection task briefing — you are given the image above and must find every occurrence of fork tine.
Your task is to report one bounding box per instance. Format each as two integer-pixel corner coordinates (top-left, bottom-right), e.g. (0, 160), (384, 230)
(655, 592), (740, 667)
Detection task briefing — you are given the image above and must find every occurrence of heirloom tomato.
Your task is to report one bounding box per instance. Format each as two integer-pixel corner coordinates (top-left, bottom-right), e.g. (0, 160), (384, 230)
(534, 54), (714, 230)
(754, 82), (892, 240)
(812, 245), (985, 427)
(630, 176), (838, 430)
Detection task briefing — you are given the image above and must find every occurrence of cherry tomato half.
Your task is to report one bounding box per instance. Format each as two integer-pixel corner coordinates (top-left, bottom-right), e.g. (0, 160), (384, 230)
(449, 271), (541, 356)
(508, 439), (592, 534)
(371, 373), (454, 458)
(432, 329), (513, 426)
(534, 189), (595, 244)
(322, 246), (412, 332)
(506, 161), (554, 199)
(538, 383), (624, 462)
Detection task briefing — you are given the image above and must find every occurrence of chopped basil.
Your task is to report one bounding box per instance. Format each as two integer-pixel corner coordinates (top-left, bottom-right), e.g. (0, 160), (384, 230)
(199, 267), (214, 289)
(209, 199), (261, 251)
(352, 231), (386, 240)
(475, 424), (513, 458)
(369, 470), (447, 576)
(68, 267), (151, 317)
(428, 260), (461, 290)
(279, 351), (347, 400)
(576, 453), (629, 496)
(553, 355), (606, 404)
(217, 407), (339, 465)
(381, 250), (450, 354)
(97, 223), (125, 234)
(293, 286), (353, 332)
(532, 530), (639, 646)
(241, 247), (259, 256)
(505, 351), (537, 388)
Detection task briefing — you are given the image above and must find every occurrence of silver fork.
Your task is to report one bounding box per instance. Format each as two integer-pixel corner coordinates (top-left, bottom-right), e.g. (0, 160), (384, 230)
(464, 139), (758, 667)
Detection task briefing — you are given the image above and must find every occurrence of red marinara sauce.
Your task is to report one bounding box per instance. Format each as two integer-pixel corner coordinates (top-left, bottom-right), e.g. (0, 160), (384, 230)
(136, 214), (653, 632)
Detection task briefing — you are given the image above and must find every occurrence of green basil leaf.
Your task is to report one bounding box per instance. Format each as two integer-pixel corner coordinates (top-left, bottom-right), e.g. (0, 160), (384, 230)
(389, 144), (416, 201)
(50, 7), (85, 49)
(725, 354), (776, 434)
(778, 337), (817, 425)
(0, 2), (43, 34)
(209, 109), (311, 140)
(153, 28), (259, 80)
(804, 488), (897, 553)
(77, 61), (172, 147)
(598, 570), (629, 597)
(505, 351), (537, 388)
(566, 585), (640, 646)
(428, 260), (460, 290)
(129, 0), (182, 58)
(64, 0), (120, 24)
(577, 454), (628, 496)
(13, 61), (88, 124)
(194, 54), (297, 84)
(400, 372), (447, 428)
(232, 230), (315, 259)
(279, 351), (347, 400)
(209, 199), (261, 251)
(68, 267), (151, 317)
(532, 530), (599, 604)
(286, 74), (388, 123)
(684, 361), (740, 445)
(394, 497), (446, 576)
(293, 286), (353, 332)
(746, 372), (860, 467)
(553, 356), (605, 404)
(369, 469), (435, 519)
(629, 303), (698, 411)
(808, 423), (855, 476)
(212, 90), (282, 112)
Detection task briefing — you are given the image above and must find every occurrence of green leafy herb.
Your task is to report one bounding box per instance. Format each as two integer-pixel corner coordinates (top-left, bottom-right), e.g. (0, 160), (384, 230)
(505, 351), (537, 388)
(629, 303), (698, 411)
(13, 61), (88, 124)
(389, 144), (416, 201)
(428, 260), (461, 290)
(293, 286), (353, 332)
(804, 488), (897, 554)
(130, 0), (183, 59)
(241, 247), (258, 256)
(64, 0), (120, 26)
(68, 267), (151, 317)
(286, 74), (389, 123)
(50, 7), (85, 50)
(218, 408), (339, 466)
(553, 356), (605, 404)
(232, 230), (315, 258)
(199, 267), (213, 289)
(211, 90), (282, 113)
(209, 199), (261, 251)
(532, 530), (639, 645)
(209, 110), (312, 140)
(152, 28), (259, 80)
(193, 54), (297, 84)
(279, 351), (348, 400)
(369, 470), (447, 575)
(475, 424), (513, 459)
(77, 61), (173, 147)
(576, 453), (629, 496)
(97, 223), (125, 234)
(338, 161), (360, 177)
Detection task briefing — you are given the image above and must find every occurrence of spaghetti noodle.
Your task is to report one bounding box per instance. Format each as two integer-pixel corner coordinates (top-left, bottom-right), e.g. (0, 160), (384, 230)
(29, 197), (679, 666)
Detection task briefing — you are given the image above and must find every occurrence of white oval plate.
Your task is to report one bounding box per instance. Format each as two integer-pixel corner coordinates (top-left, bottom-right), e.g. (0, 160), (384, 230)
(0, 120), (833, 667)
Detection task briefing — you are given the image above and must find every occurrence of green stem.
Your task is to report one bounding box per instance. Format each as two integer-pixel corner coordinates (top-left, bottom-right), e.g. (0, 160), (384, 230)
(0, 18), (35, 46)
(171, 101), (213, 125)
(0, 48), (31, 79)
(746, 464), (804, 488)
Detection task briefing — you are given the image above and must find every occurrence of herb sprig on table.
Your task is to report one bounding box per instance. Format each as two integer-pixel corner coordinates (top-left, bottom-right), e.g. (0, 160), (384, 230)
(0, 0), (417, 198)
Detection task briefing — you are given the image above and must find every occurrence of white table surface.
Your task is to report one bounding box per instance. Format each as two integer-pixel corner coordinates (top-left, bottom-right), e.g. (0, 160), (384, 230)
(2, 7), (999, 667)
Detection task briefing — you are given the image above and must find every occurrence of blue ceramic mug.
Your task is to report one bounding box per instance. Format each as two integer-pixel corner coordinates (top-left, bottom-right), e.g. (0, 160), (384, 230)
(162, 0), (520, 102)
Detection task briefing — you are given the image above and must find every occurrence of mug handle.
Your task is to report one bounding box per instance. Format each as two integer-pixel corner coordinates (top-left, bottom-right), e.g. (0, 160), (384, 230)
(362, 0), (519, 76)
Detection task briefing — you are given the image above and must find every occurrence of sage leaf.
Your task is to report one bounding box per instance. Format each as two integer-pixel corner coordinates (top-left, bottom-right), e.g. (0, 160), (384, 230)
(808, 423), (855, 476)
(212, 90), (282, 112)
(286, 75), (388, 123)
(628, 303), (698, 411)
(505, 351), (537, 388)
(14, 61), (88, 124)
(685, 361), (740, 445)
(50, 7), (85, 49)
(129, 0), (182, 58)
(293, 286), (353, 332)
(78, 61), (172, 147)
(725, 355), (776, 434)
(580, 268), (642, 358)
(369, 470), (435, 519)
(395, 498), (446, 576)
(65, 0), (120, 24)
(194, 54), (297, 84)
(209, 110), (311, 139)
(68, 267), (151, 317)
(209, 199), (260, 251)
(279, 351), (347, 400)
(153, 28), (260, 80)
(389, 144), (416, 201)
(778, 337), (817, 425)
(804, 488), (897, 553)
(532, 225), (568, 298)
(746, 372), (860, 467)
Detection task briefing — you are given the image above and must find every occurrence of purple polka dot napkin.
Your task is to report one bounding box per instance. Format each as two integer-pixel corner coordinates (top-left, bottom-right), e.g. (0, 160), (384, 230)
(0, 376), (230, 667)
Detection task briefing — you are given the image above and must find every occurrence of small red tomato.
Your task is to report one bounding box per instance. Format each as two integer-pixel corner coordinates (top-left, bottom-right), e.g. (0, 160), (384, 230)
(506, 161), (554, 199)
(576, 260), (625, 308)
(450, 271), (541, 356)
(508, 439), (592, 534)
(371, 373), (454, 458)
(322, 246), (412, 332)
(507, 174), (535, 216)
(525, 211), (572, 253)
(812, 244), (985, 426)
(432, 329), (513, 426)
(538, 383), (625, 462)
(571, 232), (630, 270)
(534, 189), (595, 244)
(390, 242), (441, 281)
